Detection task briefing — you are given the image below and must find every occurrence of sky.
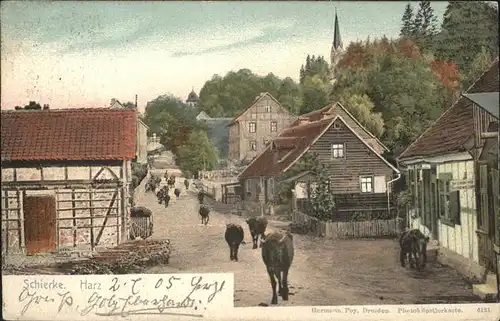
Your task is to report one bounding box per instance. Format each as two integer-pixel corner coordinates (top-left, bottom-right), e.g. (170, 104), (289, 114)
(0, 1), (448, 113)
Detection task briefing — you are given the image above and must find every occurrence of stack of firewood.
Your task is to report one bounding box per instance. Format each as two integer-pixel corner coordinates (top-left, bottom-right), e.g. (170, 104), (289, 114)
(3, 239), (171, 275)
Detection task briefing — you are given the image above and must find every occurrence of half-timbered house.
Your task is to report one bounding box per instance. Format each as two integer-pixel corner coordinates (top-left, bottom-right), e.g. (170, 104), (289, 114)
(397, 59), (499, 296)
(227, 92), (295, 163)
(238, 102), (400, 219)
(1, 108), (137, 256)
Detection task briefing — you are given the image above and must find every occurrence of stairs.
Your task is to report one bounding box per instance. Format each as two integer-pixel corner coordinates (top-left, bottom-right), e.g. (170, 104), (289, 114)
(472, 273), (498, 302)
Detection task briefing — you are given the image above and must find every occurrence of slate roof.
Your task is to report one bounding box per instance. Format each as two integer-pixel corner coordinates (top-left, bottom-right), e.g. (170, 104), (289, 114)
(290, 102), (389, 152)
(398, 58), (499, 160)
(238, 114), (399, 179)
(238, 118), (334, 179)
(1, 108), (137, 161)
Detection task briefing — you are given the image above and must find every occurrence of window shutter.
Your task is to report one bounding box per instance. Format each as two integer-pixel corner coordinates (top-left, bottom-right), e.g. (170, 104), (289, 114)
(449, 190), (461, 225)
(479, 165), (489, 231)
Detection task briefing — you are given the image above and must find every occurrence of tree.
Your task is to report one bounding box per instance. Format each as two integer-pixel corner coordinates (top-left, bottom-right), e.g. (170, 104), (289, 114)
(337, 93), (385, 138)
(177, 130), (219, 177)
(277, 153), (335, 221)
(463, 46), (494, 89)
(433, 1), (499, 81)
(400, 4), (414, 38)
(143, 95), (204, 154)
(198, 69), (301, 117)
(300, 75), (329, 114)
(14, 101), (49, 110)
(411, 1), (439, 52)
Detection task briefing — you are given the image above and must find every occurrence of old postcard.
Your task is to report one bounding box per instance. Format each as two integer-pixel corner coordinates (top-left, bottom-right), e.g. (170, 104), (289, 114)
(1, 1), (499, 320)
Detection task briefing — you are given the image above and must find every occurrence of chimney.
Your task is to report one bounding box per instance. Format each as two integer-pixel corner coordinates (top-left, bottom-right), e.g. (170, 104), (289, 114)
(43, 104), (49, 110)
(135, 94), (138, 109)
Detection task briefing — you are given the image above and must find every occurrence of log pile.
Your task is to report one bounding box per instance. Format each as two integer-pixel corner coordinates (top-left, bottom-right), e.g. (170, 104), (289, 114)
(3, 239), (171, 275)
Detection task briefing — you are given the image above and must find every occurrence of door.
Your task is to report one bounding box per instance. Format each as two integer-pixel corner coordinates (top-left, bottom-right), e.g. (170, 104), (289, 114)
(23, 195), (57, 255)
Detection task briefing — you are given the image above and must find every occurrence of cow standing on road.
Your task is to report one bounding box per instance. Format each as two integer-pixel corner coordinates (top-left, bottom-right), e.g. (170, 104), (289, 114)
(261, 231), (294, 305)
(199, 205), (210, 225)
(157, 187), (170, 208)
(399, 229), (430, 270)
(197, 191), (205, 204)
(246, 217), (268, 249)
(174, 188), (181, 200)
(224, 224), (244, 262)
(184, 179), (190, 190)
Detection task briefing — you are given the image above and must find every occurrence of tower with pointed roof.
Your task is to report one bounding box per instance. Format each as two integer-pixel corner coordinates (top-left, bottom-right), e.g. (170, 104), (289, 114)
(186, 87), (200, 107)
(329, 9), (344, 82)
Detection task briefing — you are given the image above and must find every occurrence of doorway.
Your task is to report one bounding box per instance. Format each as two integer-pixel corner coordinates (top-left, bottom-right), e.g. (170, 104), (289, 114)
(23, 195), (57, 255)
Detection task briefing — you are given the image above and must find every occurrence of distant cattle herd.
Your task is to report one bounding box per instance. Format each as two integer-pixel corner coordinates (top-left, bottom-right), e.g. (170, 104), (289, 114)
(136, 170), (429, 306)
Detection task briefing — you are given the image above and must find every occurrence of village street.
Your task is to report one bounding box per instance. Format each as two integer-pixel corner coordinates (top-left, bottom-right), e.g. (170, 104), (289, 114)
(138, 169), (483, 307)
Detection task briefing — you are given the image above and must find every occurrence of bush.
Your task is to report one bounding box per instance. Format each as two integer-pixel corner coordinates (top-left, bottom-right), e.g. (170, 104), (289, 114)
(130, 162), (148, 190)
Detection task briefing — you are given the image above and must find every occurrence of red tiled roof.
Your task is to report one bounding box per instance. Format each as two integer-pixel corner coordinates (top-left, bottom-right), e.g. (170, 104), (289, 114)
(398, 59), (499, 160)
(238, 117), (334, 179)
(1, 108), (137, 161)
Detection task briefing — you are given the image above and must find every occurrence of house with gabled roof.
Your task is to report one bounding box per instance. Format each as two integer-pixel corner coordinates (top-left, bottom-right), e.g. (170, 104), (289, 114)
(397, 58), (499, 295)
(1, 108), (137, 256)
(227, 92), (295, 163)
(238, 102), (400, 219)
(109, 98), (149, 164)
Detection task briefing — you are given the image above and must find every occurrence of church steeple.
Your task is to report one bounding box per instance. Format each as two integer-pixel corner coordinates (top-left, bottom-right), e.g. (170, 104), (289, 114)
(332, 9), (343, 51)
(330, 8), (344, 82)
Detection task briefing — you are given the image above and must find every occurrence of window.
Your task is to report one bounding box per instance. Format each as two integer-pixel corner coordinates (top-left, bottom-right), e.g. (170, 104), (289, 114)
(248, 122), (256, 133)
(264, 105), (271, 113)
(245, 180), (251, 194)
(333, 122), (342, 130)
(249, 140), (257, 151)
(360, 176), (374, 193)
(331, 143), (345, 159)
(438, 172), (460, 226)
(271, 121), (277, 132)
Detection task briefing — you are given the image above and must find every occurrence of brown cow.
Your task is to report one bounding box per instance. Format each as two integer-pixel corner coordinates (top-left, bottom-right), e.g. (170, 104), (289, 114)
(246, 217), (268, 249)
(399, 229), (430, 270)
(199, 205), (210, 225)
(224, 224), (244, 262)
(261, 231), (294, 305)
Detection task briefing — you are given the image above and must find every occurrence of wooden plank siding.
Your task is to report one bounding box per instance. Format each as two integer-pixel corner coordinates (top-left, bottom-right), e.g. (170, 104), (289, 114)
(307, 118), (394, 194)
(329, 104), (386, 154)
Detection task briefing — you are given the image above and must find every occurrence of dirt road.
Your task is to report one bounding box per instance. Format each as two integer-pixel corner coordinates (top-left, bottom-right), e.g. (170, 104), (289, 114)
(140, 173), (483, 307)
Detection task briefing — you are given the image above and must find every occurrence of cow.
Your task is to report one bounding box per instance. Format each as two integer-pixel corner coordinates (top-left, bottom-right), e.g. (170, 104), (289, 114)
(197, 191), (205, 204)
(157, 187), (170, 208)
(261, 231), (294, 305)
(399, 229), (430, 271)
(199, 205), (210, 225)
(184, 179), (190, 190)
(174, 188), (181, 200)
(167, 175), (176, 188)
(246, 217), (268, 249)
(224, 224), (244, 262)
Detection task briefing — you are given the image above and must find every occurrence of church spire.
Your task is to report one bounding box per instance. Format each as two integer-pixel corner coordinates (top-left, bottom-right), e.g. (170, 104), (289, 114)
(332, 9), (343, 51)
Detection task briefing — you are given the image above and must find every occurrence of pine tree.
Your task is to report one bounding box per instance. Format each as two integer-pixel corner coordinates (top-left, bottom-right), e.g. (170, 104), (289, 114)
(400, 3), (414, 38)
(412, 1), (439, 52)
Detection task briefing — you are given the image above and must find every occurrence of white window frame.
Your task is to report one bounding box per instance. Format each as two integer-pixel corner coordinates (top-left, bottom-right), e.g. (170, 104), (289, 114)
(331, 143), (345, 159)
(249, 140), (257, 151)
(264, 105), (271, 113)
(249, 122), (257, 133)
(270, 121), (277, 132)
(360, 176), (374, 193)
(245, 180), (251, 193)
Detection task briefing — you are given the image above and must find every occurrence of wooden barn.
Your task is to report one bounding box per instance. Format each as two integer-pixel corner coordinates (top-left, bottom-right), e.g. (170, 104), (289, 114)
(397, 59), (499, 295)
(238, 102), (400, 221)
(1, 108), (137, 256)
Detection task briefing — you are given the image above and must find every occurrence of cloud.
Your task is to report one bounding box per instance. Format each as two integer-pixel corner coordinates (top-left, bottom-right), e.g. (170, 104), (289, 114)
(171, 23), (298, 58)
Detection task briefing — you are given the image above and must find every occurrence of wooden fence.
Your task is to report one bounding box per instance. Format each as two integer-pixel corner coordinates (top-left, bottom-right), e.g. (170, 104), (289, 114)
(292, 211), (402, 239)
